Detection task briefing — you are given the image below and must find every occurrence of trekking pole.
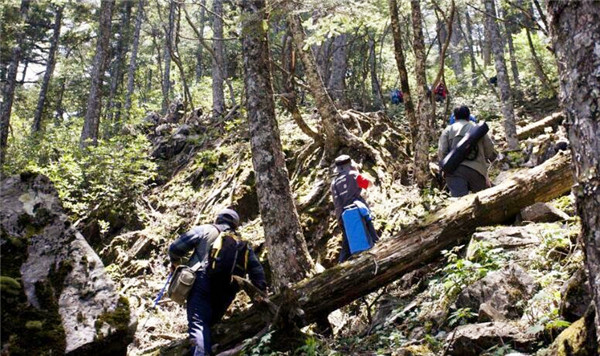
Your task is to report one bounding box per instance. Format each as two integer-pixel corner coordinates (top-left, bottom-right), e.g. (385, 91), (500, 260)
(141, 272), (172, 329)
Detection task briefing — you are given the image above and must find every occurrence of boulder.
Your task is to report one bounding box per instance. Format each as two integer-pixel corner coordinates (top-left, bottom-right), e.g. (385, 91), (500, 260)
(559, 268), (592, 322)
(446, 322), (536, 356)
(466, 226), (541, 259)
(456, 265), (539, 321)
(519, 202), (570, 223)
(0, 173), (136, 355)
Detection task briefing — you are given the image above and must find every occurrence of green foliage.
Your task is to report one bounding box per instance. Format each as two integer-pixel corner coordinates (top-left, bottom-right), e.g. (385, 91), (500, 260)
(438, 243), (506, 301)
(448, 307), (477, 327)
(5, 120), (156, 232)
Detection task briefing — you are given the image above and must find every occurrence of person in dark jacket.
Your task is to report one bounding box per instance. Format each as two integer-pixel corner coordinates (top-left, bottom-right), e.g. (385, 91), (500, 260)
(169, 208), (266, 356)
(438, 106), (498, 197)
(330, 155), (378, 262)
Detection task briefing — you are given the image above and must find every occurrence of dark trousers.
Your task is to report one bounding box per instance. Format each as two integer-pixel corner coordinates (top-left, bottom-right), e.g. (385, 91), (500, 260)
(446, 165), (488, 197)
(186, 271), (235, 356)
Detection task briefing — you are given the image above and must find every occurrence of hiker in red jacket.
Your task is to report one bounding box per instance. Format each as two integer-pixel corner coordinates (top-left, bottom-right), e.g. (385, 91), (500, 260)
(434, 82), (447, 102)
(330, 155), (378, 262)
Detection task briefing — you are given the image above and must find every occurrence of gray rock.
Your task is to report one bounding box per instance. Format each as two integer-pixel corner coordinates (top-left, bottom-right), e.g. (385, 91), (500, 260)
(559, 268), (592, 322)
(0, 173), (136, 355)
(519, 202), (570, 223)
(467, 226), (540, 259)
(446, 322), (535, 356)
(478, 302), (507, 322)
(456, 265), (539, 320)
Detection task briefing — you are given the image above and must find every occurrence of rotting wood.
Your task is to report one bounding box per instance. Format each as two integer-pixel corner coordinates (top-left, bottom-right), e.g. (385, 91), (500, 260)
(517, 112), (564, 140)
(206, 151), (573, 352)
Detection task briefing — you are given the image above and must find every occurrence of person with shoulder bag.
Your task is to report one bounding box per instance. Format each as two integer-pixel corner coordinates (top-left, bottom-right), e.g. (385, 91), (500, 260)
(168, 208), (266, 356)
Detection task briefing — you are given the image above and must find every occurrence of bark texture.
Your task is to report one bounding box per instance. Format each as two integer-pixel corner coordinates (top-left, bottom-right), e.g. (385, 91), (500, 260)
(411, 0), (434, 187)
(32, 5), (63, 134)
(212, 152), (573, 351)
(124, 0), (144, 117)
(280, 32), (322, 143)
(212, 0), (225, 119)
(327, 34), (349, 109)
(368, 36), (383, 110)
(483, 0), (518, 150)
(106, 1), (132, 125)
(547, 0), (600, 341)
(389, 0), (417, 142)
(80, 0), (114, 147)
(161, 0), (175, 115)
(241, 0), (314, 290)
(0, 0), (30, 172)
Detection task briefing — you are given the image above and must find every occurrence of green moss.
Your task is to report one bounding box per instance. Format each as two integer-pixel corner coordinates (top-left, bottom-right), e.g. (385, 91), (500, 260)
(0, 276), (21, 296)
(25, 321), (43, 330)
(49, 259), (74, 294)
(95, 296), (131, 334)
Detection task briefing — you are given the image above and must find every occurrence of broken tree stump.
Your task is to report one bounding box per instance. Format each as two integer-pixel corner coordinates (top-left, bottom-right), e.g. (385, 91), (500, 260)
(209, 151), (573, 351)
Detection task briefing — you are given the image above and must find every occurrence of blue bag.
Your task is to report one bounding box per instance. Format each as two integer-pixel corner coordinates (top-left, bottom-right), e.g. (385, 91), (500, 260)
(341, 201), (375, 254)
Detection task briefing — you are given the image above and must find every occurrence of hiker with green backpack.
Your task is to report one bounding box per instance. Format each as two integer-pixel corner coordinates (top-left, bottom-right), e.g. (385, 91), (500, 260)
(168, 208), (266, 356)
(438, 106), (498, 197)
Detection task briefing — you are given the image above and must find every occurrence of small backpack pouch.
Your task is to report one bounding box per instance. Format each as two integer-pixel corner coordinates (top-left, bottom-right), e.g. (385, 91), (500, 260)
(168, 263), (201, 306)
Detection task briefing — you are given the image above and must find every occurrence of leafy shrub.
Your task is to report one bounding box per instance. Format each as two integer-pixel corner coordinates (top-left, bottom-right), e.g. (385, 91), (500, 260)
(5, 121), (156, 234)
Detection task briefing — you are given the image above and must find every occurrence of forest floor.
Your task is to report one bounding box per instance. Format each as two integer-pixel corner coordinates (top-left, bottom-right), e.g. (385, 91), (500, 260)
(96, 94), (585, 356)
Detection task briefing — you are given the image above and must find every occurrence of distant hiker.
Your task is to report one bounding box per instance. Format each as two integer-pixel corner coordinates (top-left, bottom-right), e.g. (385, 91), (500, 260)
(434, 82), (448, 102)
(168, 209), (266, 356)
(438, 106), (498, 197)
(331, 155), (379, 262)
(390, 88), (403, 104)
(489, 75), (498, 86)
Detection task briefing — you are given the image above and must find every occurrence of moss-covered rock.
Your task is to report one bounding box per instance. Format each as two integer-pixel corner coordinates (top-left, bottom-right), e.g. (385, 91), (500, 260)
(545, 306), (599, 356)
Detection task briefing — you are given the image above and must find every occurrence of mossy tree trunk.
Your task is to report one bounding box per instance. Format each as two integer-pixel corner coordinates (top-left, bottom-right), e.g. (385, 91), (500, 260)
(241, 0), (314, 290)
(0, 0), (30, 173)
(389, 0), (417, 145)
(211, 152), (573, 351)
(124, 0), (144, 118)
(483, 0), (519, 150)
(212, 0), (225, 119)
(80, 0), (114, 147)
(32, 4), (63, 134)
(411, 0), (434, 188)
(547, 0), (600, 341)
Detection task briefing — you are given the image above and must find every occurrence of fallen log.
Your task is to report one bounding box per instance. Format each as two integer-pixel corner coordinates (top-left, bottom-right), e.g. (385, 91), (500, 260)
(209, 151), (573, 351)
(517, 112), (564, 140)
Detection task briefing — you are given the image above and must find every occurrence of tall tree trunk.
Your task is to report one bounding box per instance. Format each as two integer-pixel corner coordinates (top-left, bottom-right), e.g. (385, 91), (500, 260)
(240, 0), (314, 290)
(449, 13), (464, 81)
(106, 1), (132, 126)
(195, 0), (207, 82)
(287, 11), (379, 162)
(483, 13), (492, 66)
(124, 0), (144, 118)
(80, 0), (113, 147)
(161, 1), (175, 115)
(525, 27), (556, 96)
(465, 10), (478, 86)
(499, 5), (521, 89)
(368, 36), (383, 110)
(327, 34), (349, 109)
(388, 0), (417, 145)
(211, 0), (225, 119)
(32, 4), (63, 134)
(168, 3), (193, 111)
(0, 0), (29, 172)
(411, 0), (434, 188)
(280, 32), (322, 143)
(483, 0), (518, 150)
(548, 0), (600, 342)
